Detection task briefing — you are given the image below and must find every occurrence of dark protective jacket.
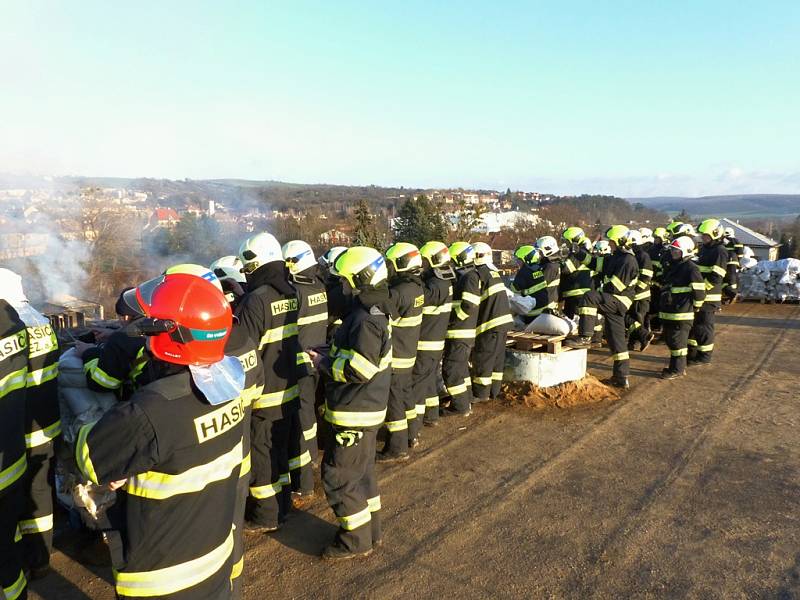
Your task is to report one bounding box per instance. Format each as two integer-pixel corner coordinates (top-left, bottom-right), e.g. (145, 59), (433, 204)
(583, 249), (639, 309)
(417, 271), (452, 353)
(475, 265), (513, 336)
(647, 242), (667, 290)
(723, 236), (743, 295)
(724, 236), (744, 261)
(695, 241), (729, 309)
(561, 251), (593, 301)
(0, 300), (28, 496)
(446, 266), (481, 341)
(75, 363), (245, 599)
(83, 329), (147, 399)
(632, 247), (654, 302)
(512, 259), (560, 317)
(321, 293), (392, 429)
(236, 263), (304, 419)
(293, 268), (329, 361)
(387, 274), (424, 372)
(659, 258), (706, 322)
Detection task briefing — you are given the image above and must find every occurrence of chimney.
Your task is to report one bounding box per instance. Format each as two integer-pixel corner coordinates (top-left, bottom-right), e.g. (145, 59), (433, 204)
(208, 200), (216, 216)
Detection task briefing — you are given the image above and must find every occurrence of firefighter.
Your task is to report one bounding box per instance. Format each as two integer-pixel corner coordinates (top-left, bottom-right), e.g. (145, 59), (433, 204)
(0, 270), (61, 579)
(510, 245), (540, 320)
(75, 272), (246, 599)
(561, 227), (593, 319)
(411, 241), (454, 427)
(565, 226), (640, 389)
(379, 242), (424, 461)
(590, 240), (612, 343)
(211, 255), (249, 306)
(666, 220), (684, 237)
(647, 227), (670, 335)
(312, 247), (392, 560)
(0, 270), (29, 600)
(441, 242), (481, 416)
(236, 233), (304, 532)
(470, 242), (512, 401)
(319, 246), (350, 340)
(722, 226), (743, 301)
(512, 237), (560, 321)
(689, 219), (729, 365)
(658, 236), (706, 379)
(282, 240), (328, 496)
(627, 230), (655, 352)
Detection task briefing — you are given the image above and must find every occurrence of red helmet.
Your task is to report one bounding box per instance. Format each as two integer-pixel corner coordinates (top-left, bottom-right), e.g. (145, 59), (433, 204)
(140, 273), (232, 366)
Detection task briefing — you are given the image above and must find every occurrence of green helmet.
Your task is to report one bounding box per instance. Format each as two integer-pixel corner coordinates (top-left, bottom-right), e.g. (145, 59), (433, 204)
(697, 218), (724, 241)
(514, 244), (539, 265)
(385, 242), (422, 273)
(334, 247), (388, 290)
(448, 242), (475, 268)
(419, 241), (451, 268)
(653, 226), (669, 241)
(666, 221), (684, 235)
(605, 225), (630, 246)
(562, 226), (586, 245)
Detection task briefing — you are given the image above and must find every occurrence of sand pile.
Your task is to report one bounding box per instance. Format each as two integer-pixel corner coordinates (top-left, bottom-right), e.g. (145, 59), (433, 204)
(499, 375), (620, 409)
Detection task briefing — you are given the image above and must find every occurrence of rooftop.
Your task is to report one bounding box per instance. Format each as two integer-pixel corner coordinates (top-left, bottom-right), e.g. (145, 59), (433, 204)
(720, 218), (779, 248)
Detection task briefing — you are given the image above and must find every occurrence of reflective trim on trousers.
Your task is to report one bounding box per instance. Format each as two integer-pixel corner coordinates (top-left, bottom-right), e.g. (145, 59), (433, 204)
(612, 352), (630, 361)
(3, 569), (26, 600)
(472, 375), (492, 386)
(250, 480), (282, 499)
(303, 422), (318, 441)
(230, 555), (244, 581)
(19, 514), (54, 535)
(288, 450), (312, 471)
(425, 396), (440, 407)
(578, 306), (597, 316)
(367, 495), (381, 512)
(670, 348), (688, 357)
(415, 404), (426, 415)
(25, 419), (62, 449)
(385, 419), (408, 433)
(338, 506), (371, 531)
(404, 408), (417, 421)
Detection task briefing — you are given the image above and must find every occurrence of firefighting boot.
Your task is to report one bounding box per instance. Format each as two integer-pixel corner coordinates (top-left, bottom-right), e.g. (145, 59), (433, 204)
(321, 544), (373, 561)
(601, 375), (630, 390)
(660, 368), (685, 380)
(564, 336), (592, 349)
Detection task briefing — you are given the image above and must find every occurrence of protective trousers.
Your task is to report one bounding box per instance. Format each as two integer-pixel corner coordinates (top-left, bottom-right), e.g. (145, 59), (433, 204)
(411, 351), (443, 425)
(247, 414), (291, 527)
(578, 291), (630, 378)
(288, 378), (316, 494)
(18, 445), (54, 571)
(663, 321), (691, 374)
(384, 372), (414, 454)
(563, 295), (583, 320)
(322, 428), (381, 554)
(1, 488), (26, 600)
(442, 340), (474, 413)
(649, 286), (662, 332)
(231, 465), (250, 600)
(627, 299), (651, 347)
(689, 308), (716, 363)
(471, 331), (507, 400)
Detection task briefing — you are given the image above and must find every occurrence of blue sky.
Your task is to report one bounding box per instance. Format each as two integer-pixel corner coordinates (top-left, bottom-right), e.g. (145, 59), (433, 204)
(1, 1), (798, 196)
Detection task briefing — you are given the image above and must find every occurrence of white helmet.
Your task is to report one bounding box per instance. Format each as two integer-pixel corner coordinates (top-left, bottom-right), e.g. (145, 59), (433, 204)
(625, 229), (642, 247)
(669, 235), (696, 259)
(210, 256), (246, 285)
(742, 246), (754, 259)
(319, 246), (348, 274)
(282, 240), (316, 275)
(535, 235), (559, 258)
(238, 232), (283, 275)
(675, 223), (696, 237)
(723, 226), (735, 239)
(593, 240), (611, 255)
(638, 227), (654, 245)
(472, 242), (493, 266)
(0, 268), (27, 304)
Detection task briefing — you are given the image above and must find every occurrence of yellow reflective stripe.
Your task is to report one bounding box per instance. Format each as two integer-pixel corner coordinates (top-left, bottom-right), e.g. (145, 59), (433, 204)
(612, 352), (630, 361)
(303, 422), (318, 441)
(0, 367), (28, 399)
(392, 356), (416, 369)
(75, 422), (99, 485)
(688, 339), (697, 346)
(527, 301), (558, 316)
(297, 312), (328, 327)
(415, 403), (426, 415)
(393, 314), (423, 328)
(0, 453), (27, 492)
(609, 275), (626, 292)
(339, 506), (371, 531)
(296, 351), (312, 366)
(446, 329), (476, 339)
(524, 280), (547, 295)
(3, 569), (26, 600)
(423, 302), (452, 315)
(324, 404), (387, 428)
(417, 340), (445, 352)
(640, 268), (654, 277)
(614, 295), (633, 309)
(253, 385), (299, 410)
(476, 314), (513, 335)
(547, 278), (560, 288)
(367, 495), (381, 512)
(258, 323), (298, 348)
(19, 514), (53, 535)
(705, 294), (722, 302)
(670, 286), (692, 293)
(491, 371), (504, 381)
(425, 396), (439, 407)
(696, 343), (714, 352)
(240, 452), (251, 479)
(350, 350), (382, 380)
(480, 282), (507, 300)
(659, 312), (694, 321)
(691, 282), (707, 290)
(288, 450), (312, 470)
(633, 291), (651, 301)
(114, 528), (234, 598)
(446, 381), (469, 396)
(25, 419), (61, 448)
(671, 348), (689, 357)
(693, 301), (704, 308)
(14, 525), (22, 543)
(562, 288), (590, 297)
(461, 292), (480, 306)
(712, 265), (727, 277)
(231, 555), (244, 581)
(241, 384), (263, 407)
(472, 375), (492, 386)
(126, 441), (243, 500)
(578, 306), (598, 316)
(84, 358), (123, 389)
(454, 305), (470, 321)
(404, 408), (417, 420)
(385, 419), (408, 432)
(250, 480), (282, 499)
(26, 363), (58, 387)
(332, 356), (347, 383)
(279, 472), (290, 486)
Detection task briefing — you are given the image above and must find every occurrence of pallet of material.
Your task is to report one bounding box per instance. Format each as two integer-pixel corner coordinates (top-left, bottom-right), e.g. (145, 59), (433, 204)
(506, 331), (567, 354)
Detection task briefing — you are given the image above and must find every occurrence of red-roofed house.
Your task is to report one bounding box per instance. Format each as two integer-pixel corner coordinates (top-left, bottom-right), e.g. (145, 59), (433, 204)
(147, 207), (180, 230)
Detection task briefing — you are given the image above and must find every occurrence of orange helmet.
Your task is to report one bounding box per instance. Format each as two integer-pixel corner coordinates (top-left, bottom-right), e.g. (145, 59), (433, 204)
(138, 273), (232, 366)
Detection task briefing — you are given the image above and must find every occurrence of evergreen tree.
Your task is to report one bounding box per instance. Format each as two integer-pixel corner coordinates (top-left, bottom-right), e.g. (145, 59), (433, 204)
(353, 199), (381, 248)
(393, 194), (447, 246)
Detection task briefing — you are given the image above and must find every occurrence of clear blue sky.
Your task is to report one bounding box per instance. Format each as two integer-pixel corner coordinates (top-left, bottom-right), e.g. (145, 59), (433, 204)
(1, 1), (798, 196)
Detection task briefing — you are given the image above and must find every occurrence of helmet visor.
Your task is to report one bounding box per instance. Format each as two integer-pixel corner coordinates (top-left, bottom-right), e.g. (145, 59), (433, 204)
(121, 275), (166, 317)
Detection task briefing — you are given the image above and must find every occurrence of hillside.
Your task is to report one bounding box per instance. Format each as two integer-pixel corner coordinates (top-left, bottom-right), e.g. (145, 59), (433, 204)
(628, 194), (800, 219)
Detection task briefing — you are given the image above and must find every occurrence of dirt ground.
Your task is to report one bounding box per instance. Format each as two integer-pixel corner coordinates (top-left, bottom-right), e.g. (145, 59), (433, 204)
(31, 302), (800, 599)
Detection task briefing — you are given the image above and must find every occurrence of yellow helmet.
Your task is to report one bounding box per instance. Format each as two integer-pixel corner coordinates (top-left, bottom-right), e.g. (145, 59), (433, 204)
(385, 242), (423, 273)
(334, 247), (388, 290)
(164, 264), (223, 292)
(562, 226), (586, 245)
(419, 241), (451, 268)
(448, 242), (475, 268)
(604, 225), (630, 246)
(697, 218), (724, 241)
(653, 227), (669, 241)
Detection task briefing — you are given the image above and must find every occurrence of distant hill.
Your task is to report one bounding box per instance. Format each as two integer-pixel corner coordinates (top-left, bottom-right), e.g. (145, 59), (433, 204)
(628, 195), (800, 219)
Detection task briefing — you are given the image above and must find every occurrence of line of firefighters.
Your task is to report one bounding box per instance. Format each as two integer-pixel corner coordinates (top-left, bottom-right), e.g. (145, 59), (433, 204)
(0, 216), (740, 599)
